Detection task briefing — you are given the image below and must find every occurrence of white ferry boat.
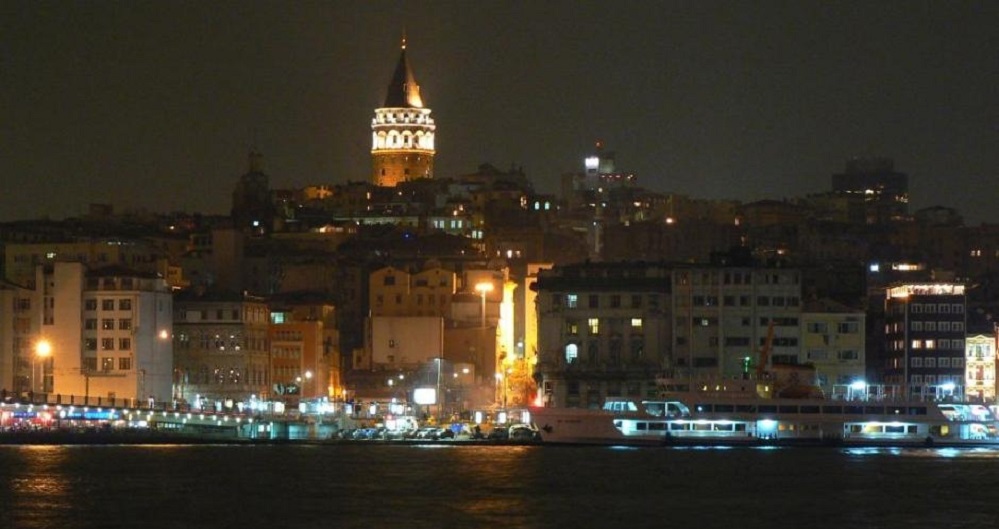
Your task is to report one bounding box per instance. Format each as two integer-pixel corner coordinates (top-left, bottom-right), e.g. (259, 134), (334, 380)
(530, 377), (999, 447)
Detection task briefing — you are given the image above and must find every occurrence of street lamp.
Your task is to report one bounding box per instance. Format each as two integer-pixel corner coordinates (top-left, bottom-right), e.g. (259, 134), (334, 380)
(435, 358), (442, 422)
(34, 340), (52, 398)
(495, 371), (503, 409)
(305, 370), (314, 399)
(474, 282), (494, 328)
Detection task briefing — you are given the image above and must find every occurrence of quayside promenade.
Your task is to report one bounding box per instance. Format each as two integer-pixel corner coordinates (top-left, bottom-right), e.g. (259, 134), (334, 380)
(1, 393), (539, 445)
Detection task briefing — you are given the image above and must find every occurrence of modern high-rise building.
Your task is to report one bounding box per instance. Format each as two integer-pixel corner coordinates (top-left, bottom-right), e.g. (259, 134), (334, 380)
(371, 36), (436, 187)
(883, 283), (967, 396)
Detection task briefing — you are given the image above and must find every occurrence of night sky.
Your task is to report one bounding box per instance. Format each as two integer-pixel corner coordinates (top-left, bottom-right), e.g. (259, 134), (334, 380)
(2, 1), (997, 223)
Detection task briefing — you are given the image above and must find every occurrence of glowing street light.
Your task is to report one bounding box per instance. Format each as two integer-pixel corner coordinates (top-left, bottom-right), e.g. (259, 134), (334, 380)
(34, 340), (52, 397)
(474, 282), (494, 328)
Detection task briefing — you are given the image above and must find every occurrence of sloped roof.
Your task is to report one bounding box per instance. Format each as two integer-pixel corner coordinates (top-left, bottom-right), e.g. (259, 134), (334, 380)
(383, 38), (424, 108)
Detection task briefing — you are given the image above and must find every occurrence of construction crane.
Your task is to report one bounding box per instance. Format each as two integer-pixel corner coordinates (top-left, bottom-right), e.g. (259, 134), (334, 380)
(756, 320), (775, 380)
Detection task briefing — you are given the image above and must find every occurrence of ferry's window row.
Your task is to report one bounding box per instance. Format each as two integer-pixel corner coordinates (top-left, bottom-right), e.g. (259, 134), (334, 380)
(631, 422), (749, 433)
(846, 424), (919, 434)
(691, 403), (929, 416)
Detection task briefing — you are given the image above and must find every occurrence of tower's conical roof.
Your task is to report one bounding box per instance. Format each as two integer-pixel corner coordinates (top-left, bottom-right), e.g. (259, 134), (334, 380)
(383, 36), (424, 108)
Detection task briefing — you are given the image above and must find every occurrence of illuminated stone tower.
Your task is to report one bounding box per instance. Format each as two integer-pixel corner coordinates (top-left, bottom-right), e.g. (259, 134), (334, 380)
(371, 36), (436, 187)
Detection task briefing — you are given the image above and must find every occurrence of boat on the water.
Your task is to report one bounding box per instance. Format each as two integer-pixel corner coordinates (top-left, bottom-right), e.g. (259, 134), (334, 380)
(530, 376), (999, 447)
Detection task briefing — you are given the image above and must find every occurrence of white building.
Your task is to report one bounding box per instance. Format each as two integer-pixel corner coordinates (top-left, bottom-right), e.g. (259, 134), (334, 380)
(34, 262), (173, 404)
(671, 266), (803, 379)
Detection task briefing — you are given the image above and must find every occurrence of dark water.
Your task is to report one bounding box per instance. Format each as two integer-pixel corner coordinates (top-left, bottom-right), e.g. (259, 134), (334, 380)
(1, 444), (998, 529)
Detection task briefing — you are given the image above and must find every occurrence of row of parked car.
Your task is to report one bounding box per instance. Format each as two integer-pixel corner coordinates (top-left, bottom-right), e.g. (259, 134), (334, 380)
(333, 423), (538, 442)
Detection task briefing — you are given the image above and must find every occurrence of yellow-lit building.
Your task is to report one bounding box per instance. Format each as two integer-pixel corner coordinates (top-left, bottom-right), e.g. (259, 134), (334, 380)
(0, 279), (36, 397)
(800, 299), (866, 393)
(965, 334), (996, 402)
(369, 265), (456, 318)
(34, 262), (173, 404)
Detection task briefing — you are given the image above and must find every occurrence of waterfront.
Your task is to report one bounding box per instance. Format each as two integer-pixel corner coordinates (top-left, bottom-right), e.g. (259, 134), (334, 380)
(2, 444), (998, 529)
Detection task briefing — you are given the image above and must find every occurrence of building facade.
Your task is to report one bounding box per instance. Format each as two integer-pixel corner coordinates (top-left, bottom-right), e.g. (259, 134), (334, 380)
(0, 280), (35, 397)
(35, 262), (173, 404)
(883, 283), (967, 396)
(965, 334), (996, 402)
(800, 299), (866, 393)
(534, 262), (672, 408)
(671, 266), (803, 380)
(172, 291), (270, 405)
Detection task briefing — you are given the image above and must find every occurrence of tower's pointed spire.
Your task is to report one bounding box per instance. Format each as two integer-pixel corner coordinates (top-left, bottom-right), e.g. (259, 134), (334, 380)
(248, 146), (263, 173)
(384, 33), (423, 108)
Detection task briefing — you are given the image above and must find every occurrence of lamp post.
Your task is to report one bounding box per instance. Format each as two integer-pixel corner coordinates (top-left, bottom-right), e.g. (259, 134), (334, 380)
(34, 340), (52, 398)
(435, 358), (442, 422)
(474, 282), (494, 328)
(495, 371), (503, 409)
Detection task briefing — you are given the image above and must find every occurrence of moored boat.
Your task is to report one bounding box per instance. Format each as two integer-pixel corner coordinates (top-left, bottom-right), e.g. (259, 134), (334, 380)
(530, 378), (999, 447)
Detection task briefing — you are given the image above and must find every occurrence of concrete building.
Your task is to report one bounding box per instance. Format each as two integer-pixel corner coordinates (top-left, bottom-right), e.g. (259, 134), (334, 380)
(0, 279), (35, 397)
(35, 262), (173, 404)
(172, 290), (270, 405)
(883, 283), (967, 396)
(4, 239), (165, 288)
(534, 262), (672, 408)
(800, 298), (866, 393)
(671, 265), (803, 380)
(269, 295), (340, 400)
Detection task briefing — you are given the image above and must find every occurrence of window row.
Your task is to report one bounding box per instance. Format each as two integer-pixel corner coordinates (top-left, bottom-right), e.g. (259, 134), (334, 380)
(84, 318), (132, 331)
(565, 318), (644, 336)
(909, 303), (965, 314)
(806, 350), (861, 361)
(909, 374), (963, 386)
(909, 321), (965, 332)
(374, 294), (448, 306)
(674, 336), (801, 348)
(84, 338), (132, 351)
(910, 356), (965, 368)
(805, 321), (861, 334)
(82, 356), (131, 371)
(563, 340), (645, 364)
(558, 293), (661, 310)
(84, 299), (133, 311)
(909, 339), (966, 350)
(677, 271), (800, 286)
(176, 309), (243, 321)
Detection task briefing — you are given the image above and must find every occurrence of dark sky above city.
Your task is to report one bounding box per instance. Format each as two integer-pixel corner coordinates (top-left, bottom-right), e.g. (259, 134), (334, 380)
(2, 1), (997, 223)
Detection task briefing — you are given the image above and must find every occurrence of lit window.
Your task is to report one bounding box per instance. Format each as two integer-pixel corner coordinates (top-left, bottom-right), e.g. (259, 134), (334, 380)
(566, 294), (578, 309)
(631, 318), (643, 331)
(565, 343), (578, 363)
(588, 318), (600, 335)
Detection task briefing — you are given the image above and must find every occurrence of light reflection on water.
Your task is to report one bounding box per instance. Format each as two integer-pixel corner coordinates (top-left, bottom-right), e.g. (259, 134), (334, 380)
(842, 446), (999, 458)
(1, 444), (998, 529)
